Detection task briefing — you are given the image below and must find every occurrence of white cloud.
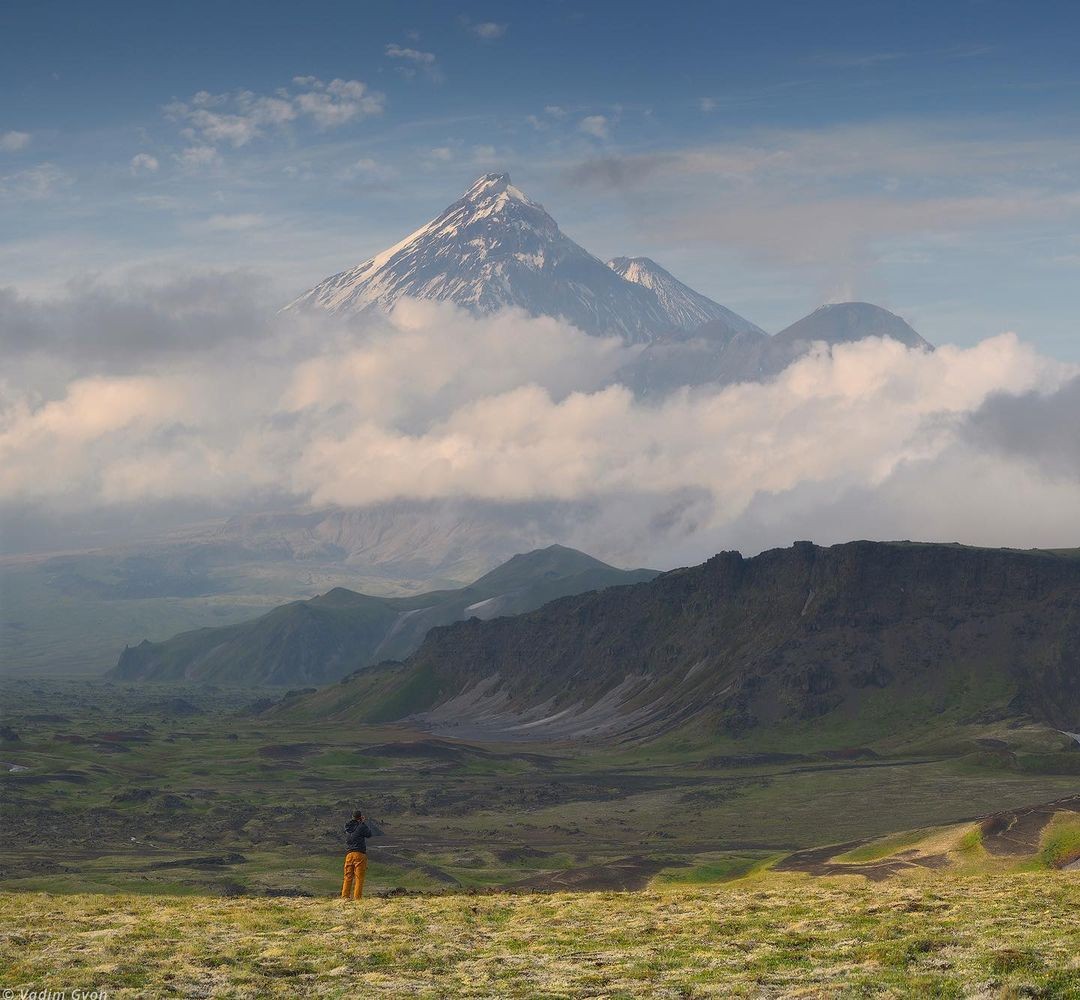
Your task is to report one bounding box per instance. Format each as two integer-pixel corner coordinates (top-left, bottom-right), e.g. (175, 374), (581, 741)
(385, 43), (442, 82)
(6, 287), (1080, 564)
(164, 78), (383, 149)
(528, 106), (568, 130)
(470, 21), (507, 40)
(293, 78), (385, 128)
(0, 163), (70, 199)
(0, 131), (30, 152)
(175, 145), (220, 171)
(129, 153), (159, 174)
(579, 115), (610, 140)
(165, 92), (293, 148)
(385, 43), (436, 65)
(295, 329), (1074, 513)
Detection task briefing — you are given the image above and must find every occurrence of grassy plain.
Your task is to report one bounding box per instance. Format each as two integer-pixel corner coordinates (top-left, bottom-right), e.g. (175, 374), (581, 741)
(2, 679), (1078, 898)
(2, 873), (1078, 998)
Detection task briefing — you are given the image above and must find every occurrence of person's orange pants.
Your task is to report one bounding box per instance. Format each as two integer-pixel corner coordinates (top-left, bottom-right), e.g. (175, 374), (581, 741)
(341, 851), (368, 899)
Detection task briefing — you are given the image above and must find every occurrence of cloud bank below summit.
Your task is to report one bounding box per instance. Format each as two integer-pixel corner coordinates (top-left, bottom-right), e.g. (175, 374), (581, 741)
(2, 276), (1079, 566)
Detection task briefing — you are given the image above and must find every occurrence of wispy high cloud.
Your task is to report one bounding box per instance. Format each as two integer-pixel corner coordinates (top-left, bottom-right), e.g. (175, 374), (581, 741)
(579, 115), (610, 140)
(129, 153), (159, 174)
(335, 157), (396, 185)
(175, 145), (219, 172)
(0, 131), (31, 152)
(0, 163), (70, 199)
(293, 77), (385, 127)
(563, 123), (1080, 278)
(385, 43), (436, 65)
(459, 16), (507, 40)
(811, 43), (995, 69)
(470, 21), (507, 40)
(812, 50), (908, 69)
(385, 43), (442, 81)
(164, 77), (384, 151)
(165, 90), (293, 147)
(200, 213), (266, 233)
(526, 105), (567, 130)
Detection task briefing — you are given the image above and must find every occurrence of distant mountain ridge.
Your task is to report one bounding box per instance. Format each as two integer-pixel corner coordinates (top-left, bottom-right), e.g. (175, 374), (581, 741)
(110, 545), (657, 685)
(280, 541), (1080, 744)
(618, 301), (932, 396)
(775, 302), (931, 350)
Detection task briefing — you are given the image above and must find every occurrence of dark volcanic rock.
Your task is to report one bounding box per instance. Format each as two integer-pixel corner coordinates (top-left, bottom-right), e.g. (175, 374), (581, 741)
(146, 853), (248, 870)
(153, 697), (201, 717)
(293, 541), (1080, 742)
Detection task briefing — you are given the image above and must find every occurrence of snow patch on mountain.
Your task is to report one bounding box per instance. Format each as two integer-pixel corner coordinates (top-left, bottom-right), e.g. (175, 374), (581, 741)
(607, 256), (763, 339)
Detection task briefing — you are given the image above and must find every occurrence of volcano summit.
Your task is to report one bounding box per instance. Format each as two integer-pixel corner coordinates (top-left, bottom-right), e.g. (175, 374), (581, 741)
(285, 172), (759, 343)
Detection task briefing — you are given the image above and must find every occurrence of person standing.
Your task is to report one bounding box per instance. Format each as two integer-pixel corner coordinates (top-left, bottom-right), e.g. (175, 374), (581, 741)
(341, 810), (373, 899)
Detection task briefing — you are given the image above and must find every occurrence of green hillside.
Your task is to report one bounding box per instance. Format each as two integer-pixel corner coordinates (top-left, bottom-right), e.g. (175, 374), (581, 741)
(110, 546), (657, 686)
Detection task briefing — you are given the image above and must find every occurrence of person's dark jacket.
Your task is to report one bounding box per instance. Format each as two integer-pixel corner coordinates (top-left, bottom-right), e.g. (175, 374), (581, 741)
(344, 818), (373, 853)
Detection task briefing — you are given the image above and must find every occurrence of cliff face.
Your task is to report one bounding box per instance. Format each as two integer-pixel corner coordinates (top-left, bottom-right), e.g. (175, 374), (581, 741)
(291, 542), (1080, 740)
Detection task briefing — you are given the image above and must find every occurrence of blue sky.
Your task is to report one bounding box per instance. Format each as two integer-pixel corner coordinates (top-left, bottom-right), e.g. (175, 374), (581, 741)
(3, 0), (1079, 355)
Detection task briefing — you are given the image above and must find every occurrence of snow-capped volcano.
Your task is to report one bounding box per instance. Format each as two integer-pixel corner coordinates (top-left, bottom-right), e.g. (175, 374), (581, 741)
(285, 173), (753, 343)
(607, 256), (764, 339)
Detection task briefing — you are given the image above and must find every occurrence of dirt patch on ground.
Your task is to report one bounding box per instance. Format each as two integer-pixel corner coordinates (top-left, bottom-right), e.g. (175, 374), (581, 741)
(510, 855), (679, 892)
(699, 752), (809, 768)
(3, 771), (89, 785)
(774, 840), (952, 882)
(819, 748), (879, 761)
(359, 740), (481, 761)
(979, 794), (1080, 857)
(145, 853), (248, 870)
(494, 846), (549, 863)
(95, 730), (153, 742)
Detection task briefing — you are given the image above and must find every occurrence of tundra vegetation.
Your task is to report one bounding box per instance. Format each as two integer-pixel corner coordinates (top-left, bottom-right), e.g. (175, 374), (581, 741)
(1, 872), (1077, 998)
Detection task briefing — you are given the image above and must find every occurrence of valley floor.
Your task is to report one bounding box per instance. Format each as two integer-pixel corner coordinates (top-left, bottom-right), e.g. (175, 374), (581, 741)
(2, 873), (1078, 998)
